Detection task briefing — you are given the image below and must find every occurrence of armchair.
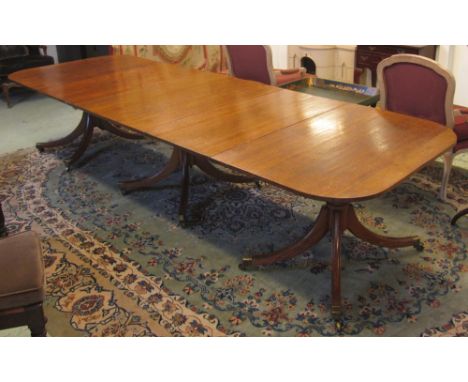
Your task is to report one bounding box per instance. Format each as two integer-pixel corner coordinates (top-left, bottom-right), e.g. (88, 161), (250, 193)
(1, 45), (54, 107)
(0, 201), (47, 336)
(223, 45), (306, 86)
(442, 108), (468, 201)
(449, 108), (468, 224)
(376, 54), (463, 201)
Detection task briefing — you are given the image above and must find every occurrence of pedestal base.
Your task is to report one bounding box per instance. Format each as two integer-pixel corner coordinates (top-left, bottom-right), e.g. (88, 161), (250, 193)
(241, 202), (423, 317)
(36, 112), (143, 170)
(119, 147), (257, 224)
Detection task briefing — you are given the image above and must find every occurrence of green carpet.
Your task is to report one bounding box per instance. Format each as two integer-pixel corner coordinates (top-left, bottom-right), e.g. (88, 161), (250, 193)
(0, 92), (81, 155)
(1, 131), (466, 336)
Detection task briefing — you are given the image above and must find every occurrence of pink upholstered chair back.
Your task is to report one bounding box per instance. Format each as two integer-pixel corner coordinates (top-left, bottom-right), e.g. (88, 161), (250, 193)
(224, 45), (276, 85)
(377, 54), (455, 128)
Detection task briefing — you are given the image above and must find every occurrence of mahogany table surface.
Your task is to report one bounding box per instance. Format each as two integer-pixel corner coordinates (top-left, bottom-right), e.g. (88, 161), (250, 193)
(215, 103), (455, 202)
(10, 55), (456, 202)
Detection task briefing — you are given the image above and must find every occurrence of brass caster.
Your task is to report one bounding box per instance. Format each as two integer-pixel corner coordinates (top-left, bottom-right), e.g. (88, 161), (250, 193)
(334, 319), (344, 334)
(255, 180), (262, 189)
(331, 304), (343, 333)
(414, 240), (424, 252)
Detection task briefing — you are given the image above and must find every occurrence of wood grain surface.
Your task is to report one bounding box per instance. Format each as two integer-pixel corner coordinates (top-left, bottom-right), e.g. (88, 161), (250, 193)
(214, 103), (456, 201)
(10, 55), (456, 202)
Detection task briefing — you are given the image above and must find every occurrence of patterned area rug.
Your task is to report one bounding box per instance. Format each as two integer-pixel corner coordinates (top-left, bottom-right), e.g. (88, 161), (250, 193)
(1, 132), (467, 336)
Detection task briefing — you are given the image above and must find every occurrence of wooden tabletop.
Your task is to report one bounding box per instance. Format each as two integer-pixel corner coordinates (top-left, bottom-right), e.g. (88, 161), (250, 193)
(214, 103), (455, 201)
(10, 55), (456, 202)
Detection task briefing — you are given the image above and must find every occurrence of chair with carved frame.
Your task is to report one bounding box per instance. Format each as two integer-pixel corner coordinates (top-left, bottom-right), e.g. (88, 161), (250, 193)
(377, 53), (464, 202)
(449, 108), (468, 224)
(223, 45), (306, 86)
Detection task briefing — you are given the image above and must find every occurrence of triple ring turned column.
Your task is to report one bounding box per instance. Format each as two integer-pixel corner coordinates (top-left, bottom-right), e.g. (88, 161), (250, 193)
(240, 202), (423, 318)
(36, 111), (143, 170)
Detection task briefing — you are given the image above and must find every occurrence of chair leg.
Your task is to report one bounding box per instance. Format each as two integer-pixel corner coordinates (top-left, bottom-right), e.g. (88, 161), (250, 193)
(440, 151), (454, 202)
(0, 201), (6, 237)
(26, 303), (47, 337)
(2, 82), (12, 108)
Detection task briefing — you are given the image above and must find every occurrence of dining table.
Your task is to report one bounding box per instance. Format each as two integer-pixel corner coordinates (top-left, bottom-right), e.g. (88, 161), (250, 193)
(9, 55), (456, 319)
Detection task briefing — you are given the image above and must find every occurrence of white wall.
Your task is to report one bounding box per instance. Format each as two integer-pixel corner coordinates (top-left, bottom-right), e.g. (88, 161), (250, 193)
(451, 46), (468, 106)
(270, 45), (288, 69)
(47, 45), (58, 63)
(436, 45), (453, 69)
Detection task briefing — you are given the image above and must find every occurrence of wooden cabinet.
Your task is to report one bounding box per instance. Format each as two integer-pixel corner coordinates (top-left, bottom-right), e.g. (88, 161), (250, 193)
(354, 45), (437, 86)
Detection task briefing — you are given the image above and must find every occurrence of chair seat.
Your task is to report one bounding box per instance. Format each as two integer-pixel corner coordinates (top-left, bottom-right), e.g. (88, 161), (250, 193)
(0, 231), (44, 311)
(0, 55), (54, 77)
(454, 120), (468, 142)
(274, 69), (304, 86)
(453, 118), (468, 152)
(454, 138), (468, 152)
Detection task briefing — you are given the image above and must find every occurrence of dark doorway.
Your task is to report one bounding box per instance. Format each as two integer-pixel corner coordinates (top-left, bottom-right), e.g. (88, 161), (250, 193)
(301, 56), (316, 75)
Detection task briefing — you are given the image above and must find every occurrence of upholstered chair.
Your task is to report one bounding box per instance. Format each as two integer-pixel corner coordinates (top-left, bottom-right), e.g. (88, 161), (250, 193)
(1, 45), (54, 107)
(448, 109), (468, 224)
(377, 54), (460, 201)
(224, 45), (306, 86)
(0, 203), (47, 336)
(442, 109), (468, 200)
